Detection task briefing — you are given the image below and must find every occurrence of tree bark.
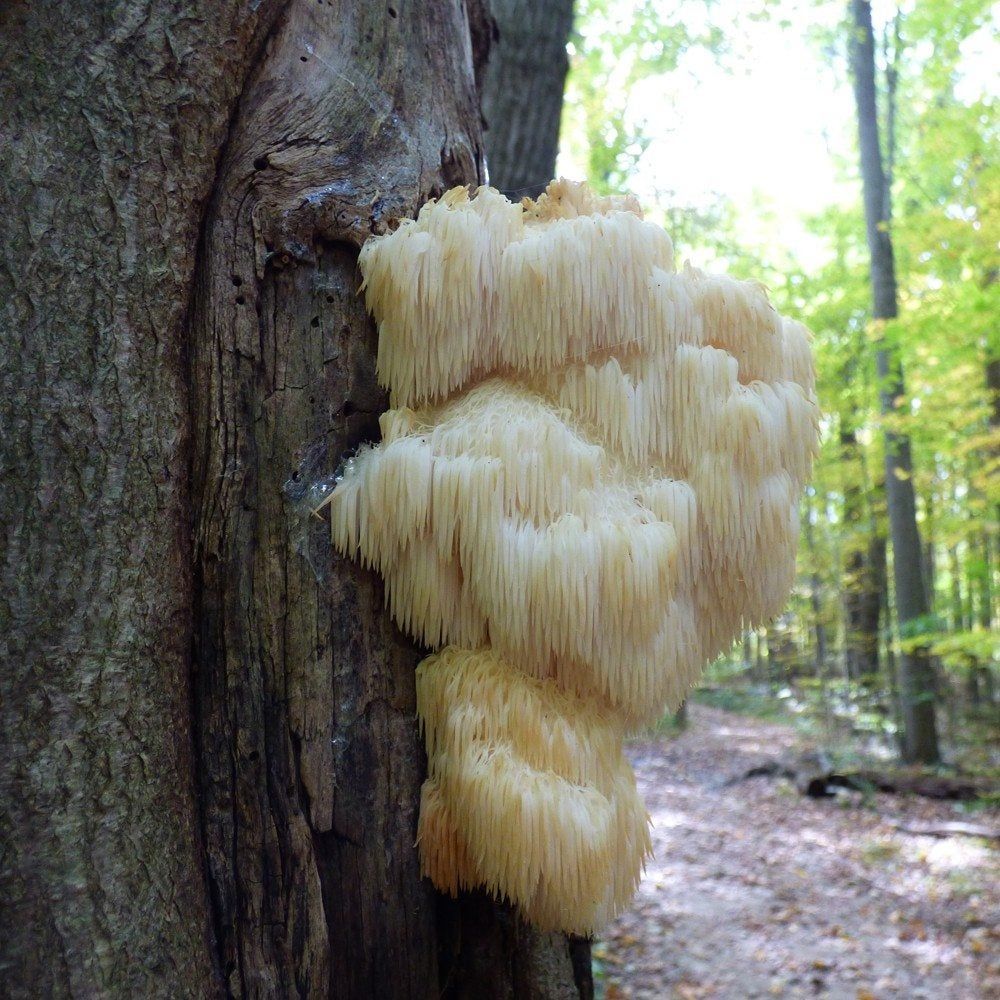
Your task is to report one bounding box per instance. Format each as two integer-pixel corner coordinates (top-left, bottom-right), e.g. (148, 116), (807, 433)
(849, 0), (939, 764)
(0, 3), (288, 994)
(2, 1), (590, 996)
(188, 3), (488, 992)
(481, 0), (575, 197)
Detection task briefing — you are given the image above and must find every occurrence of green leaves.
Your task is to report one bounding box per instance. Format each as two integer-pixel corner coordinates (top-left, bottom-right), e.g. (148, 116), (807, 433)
(561, 0), (998, 701)
(562, 0), (725, 194)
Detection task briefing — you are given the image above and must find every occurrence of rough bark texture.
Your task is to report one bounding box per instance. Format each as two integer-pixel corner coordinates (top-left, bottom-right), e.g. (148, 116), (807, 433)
(189, 1), (589, 997)
(849, 0), (939, 764)
(438, 895), (594, 999)
(3, 1), (591, 996)
(0, 3), (286, 995)
(481, 0), (575, 197)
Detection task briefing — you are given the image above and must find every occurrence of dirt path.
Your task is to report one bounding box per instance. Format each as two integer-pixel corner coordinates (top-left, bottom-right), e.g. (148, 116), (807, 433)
(597, 704), (999, 1000)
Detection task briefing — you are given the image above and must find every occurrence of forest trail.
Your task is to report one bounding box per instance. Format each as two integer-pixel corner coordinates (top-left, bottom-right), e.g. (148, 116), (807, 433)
(598, 705), (998, 1000)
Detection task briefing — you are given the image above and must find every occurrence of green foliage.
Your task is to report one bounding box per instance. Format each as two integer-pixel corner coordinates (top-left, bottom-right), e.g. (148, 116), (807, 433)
(562, 0), (725, 194)
(692, 686), (788, 721)
(900, 627), (999, 670)
(563, 0), (999, 758)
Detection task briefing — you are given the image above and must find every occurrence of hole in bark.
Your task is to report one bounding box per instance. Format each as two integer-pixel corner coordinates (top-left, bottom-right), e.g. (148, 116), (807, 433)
(231, 275), (243, 287)
(236, 296), (246, 305)
(300, 55), (308, 62)
(253, 156), (269, 171)
(388, 6), (397, 16)
(343, 401), (357, 417)
(311, 316), (320, 327)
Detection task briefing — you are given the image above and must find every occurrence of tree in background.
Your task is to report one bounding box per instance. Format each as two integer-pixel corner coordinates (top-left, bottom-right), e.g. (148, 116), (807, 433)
(482, 0), (576, 196)
(849, 0), (940, 764)
(560, 0), (997, 760)
(0, 2), (589, 996)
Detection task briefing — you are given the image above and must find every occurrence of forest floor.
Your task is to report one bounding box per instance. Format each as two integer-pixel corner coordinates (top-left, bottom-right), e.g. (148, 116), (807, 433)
(596, 704), (999, 1000)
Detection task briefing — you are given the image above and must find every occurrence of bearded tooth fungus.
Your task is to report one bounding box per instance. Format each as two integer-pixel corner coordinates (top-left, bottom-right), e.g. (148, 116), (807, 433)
(323, 179), (819, 934)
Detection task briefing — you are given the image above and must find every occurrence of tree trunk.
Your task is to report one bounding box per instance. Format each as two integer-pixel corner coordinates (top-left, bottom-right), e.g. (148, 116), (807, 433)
(802, 502), (828, 672)
(981, 271), (1000, 580)
(2, 2), (589, 997)
(481, 0), (575, 197)
(848, 0), (939, 764)
(0, 2), (288, 993)
(948, 543), (967, 630)
(839, 425), (882, 682)
(984, 353), (999, 628)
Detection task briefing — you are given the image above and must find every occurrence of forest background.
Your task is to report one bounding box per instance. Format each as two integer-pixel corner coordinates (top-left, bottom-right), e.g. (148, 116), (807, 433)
(552, 0), (997, 772)
(1, 1), (995, 996)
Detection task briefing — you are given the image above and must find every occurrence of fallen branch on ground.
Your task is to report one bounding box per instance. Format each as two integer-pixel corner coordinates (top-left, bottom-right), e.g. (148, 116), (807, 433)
(885, 819), (999, 840)
(729, 752), (997, 802)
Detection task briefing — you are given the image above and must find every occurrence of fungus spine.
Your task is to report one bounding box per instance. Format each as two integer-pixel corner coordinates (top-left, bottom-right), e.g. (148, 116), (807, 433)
(322, 179), (818, 934)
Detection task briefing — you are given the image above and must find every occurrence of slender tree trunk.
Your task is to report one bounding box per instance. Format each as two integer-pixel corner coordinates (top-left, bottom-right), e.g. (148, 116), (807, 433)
(849, 0), (939, 764)
(803, 504), (828, 671)
(756, 630), (768, 690)
(840, 425), (883, 682)
(981, 352), (999, 651)
(988, 355), (1000, 553)
(974, 535), (995, 706)
(981, 271), (1000, 617)
(923, 494), (935, 610)
(2, 2), (590, 996)
(481, 0), (575, 196)
(949, 543), (967, 629)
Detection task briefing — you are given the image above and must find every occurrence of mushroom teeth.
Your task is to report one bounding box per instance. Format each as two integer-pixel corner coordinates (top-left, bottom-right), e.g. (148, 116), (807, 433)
(416, 648), (650, 936)
(326, 179), (819, 933)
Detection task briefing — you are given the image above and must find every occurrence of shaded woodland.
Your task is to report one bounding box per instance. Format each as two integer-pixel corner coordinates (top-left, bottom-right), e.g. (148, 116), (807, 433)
(560, 0), (997, 772)
(1, 1), (996, 998)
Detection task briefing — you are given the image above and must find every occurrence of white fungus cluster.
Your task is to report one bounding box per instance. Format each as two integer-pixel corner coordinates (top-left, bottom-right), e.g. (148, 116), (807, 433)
(324, 180), (818, 934)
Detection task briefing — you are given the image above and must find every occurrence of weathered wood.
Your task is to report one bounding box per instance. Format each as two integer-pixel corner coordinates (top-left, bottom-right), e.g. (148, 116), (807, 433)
(0, 3), (285, 995)
(189, 2), (589, 996)
(844, 769), (995, 802)
(3, 2), (592, 994)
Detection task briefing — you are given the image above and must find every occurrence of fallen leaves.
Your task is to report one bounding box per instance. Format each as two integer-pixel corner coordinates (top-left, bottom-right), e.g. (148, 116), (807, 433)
(595, 705), (998, 999)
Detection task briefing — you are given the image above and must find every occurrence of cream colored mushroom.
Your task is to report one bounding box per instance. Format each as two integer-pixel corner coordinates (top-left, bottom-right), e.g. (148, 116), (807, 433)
(322, 179), (818, 934)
